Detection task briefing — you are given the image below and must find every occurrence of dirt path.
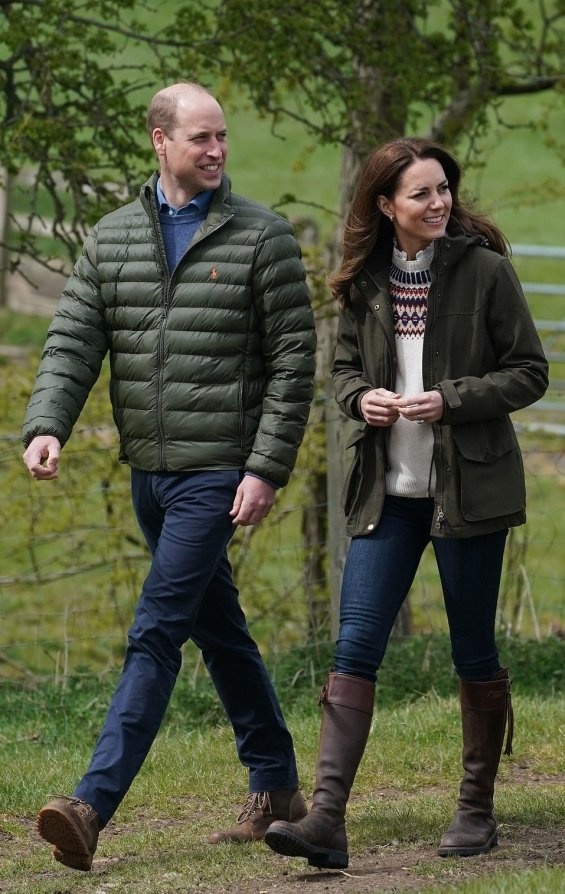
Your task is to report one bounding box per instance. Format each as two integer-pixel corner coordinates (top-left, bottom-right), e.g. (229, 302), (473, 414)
(222, 826), (564, 894)
(4, 814), (563, 894)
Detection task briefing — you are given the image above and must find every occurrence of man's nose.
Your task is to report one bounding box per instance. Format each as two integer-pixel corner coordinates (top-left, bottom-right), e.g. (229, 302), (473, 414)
(206, 140), (223, 157)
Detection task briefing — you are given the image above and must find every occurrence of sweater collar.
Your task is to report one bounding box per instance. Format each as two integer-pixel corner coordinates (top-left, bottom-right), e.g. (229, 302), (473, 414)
(142, 172), (232, 213)
(392, 239), (434, 272)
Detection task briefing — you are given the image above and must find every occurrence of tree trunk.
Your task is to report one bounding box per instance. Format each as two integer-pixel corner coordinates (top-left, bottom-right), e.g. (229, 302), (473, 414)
(0, 168), (11, 309)
(323, 15), (414, 636)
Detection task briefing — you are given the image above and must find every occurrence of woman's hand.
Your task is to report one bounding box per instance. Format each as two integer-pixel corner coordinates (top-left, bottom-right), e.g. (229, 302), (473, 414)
(360, 389), (401, 427)
(396, 390), (444, 424)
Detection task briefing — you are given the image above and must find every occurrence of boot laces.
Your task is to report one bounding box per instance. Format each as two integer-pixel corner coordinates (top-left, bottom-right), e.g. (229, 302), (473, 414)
(237, 791), (271, 824)
(51, 793), (97, 822)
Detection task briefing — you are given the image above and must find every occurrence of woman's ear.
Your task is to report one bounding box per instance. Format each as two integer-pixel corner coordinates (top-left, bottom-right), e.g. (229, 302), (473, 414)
(377, 195), (392, 219)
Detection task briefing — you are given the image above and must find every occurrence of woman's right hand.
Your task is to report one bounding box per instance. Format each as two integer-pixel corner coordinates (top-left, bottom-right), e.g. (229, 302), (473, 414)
(360, 388), (401, 427)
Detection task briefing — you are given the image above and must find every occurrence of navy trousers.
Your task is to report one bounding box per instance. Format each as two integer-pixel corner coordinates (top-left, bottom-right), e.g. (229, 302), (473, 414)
(73, 470), (298, 824)
(335, 496), (508, 684)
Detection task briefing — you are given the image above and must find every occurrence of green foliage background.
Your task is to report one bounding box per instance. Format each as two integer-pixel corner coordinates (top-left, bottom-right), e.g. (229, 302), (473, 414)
(1, 0), (564, 682)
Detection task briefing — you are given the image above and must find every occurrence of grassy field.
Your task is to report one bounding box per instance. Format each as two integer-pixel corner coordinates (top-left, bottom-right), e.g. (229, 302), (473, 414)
(0, 650), (563, 893)
(1, 10), (564, 894)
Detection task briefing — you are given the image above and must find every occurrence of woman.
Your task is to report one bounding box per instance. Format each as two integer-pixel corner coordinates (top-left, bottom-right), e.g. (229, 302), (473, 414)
(265, 138), (548, 869)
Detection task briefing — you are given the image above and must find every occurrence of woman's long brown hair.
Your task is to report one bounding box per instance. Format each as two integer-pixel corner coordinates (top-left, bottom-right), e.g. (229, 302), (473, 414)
(329, 137), (509, 308)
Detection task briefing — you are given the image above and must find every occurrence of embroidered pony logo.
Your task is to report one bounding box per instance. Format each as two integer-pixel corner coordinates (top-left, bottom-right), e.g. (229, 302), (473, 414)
(210, 267), (218, 281)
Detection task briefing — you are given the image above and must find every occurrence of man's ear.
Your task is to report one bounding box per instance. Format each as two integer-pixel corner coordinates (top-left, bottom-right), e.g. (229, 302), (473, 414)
(152, 127), (167, 157)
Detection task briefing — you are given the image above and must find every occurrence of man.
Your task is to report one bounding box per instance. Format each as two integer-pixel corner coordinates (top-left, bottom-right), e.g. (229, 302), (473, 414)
(23, 82), (316, 872)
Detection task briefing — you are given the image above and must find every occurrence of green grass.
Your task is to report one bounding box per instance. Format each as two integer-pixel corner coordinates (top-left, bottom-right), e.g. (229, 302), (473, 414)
(1, 349), (564, 676)
(416, 871), (565, 894)
(0, 675), (563, 893)
(0, 311), (50, 350)
(0, 634), (562, 734)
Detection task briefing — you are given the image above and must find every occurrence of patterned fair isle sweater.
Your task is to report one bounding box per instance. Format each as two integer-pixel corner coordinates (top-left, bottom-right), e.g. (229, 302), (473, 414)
(385, 241), (436, 497)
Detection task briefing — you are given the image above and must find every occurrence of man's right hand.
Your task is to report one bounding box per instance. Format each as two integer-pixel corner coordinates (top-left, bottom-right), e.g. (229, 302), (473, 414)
(23, 436), (62, 480)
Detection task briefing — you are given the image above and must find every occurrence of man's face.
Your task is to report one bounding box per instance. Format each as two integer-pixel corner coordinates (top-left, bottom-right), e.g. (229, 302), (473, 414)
(153, 93), (228, 198)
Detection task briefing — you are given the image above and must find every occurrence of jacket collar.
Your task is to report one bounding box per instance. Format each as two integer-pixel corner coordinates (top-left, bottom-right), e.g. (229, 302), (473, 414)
(141, 172), (233, 212)
(141, 173), (235, 238)
(198, 174), (234, 235)
(354, 217), (486, 294)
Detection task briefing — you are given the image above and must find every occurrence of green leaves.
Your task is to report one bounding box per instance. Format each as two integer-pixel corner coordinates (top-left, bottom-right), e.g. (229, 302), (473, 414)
(1, 0), (153, 264)
(0, 0), (563, 266)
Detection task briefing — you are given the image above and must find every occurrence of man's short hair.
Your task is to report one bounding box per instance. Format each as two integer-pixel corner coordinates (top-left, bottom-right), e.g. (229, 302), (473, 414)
(147, 82), (213, 140)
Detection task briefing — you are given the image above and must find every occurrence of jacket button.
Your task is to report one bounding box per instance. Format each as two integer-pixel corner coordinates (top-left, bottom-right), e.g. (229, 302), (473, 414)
(446, 466), (451, 472)
(374, 304), (380, 310)
(367, 523), (375, 531)
(361, 280), (367, 286)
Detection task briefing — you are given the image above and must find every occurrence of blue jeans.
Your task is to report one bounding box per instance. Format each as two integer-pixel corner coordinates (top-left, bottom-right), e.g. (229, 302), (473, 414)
(335, 496), (508, 684)
(74, 470), (298, 824)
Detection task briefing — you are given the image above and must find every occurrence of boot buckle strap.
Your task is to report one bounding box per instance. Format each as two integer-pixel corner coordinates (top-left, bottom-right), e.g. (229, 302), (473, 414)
(503, 677), (514, 756)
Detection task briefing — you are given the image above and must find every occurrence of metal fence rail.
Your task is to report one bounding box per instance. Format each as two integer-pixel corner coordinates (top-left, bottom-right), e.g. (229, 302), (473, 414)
(0, 243), (563, 682)
(512, 244), (565, 433)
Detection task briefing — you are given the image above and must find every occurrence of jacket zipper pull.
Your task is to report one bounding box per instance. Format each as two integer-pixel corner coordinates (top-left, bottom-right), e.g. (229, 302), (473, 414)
(435, 504), (446, 530)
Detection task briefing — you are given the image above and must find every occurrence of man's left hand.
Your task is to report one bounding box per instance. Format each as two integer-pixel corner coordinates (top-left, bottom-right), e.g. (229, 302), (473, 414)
(230, 476), (276, 526)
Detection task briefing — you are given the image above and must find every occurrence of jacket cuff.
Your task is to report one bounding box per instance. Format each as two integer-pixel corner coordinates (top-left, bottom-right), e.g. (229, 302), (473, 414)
(244, 471), (280, 490)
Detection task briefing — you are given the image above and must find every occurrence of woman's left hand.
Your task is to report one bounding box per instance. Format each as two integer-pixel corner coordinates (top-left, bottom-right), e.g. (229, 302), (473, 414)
(395, 390), (444, 425)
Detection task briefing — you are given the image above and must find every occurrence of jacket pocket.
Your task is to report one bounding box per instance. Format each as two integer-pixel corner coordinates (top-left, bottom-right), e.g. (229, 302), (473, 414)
(451, 419), (525, 521)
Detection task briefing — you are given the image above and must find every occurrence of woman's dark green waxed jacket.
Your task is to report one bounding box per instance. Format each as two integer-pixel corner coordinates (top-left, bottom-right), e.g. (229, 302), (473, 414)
(23, 174), (316, 488)
(333, 224), (549, 538)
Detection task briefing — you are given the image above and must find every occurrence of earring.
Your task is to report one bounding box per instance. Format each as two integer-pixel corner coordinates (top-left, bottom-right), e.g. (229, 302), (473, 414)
(389, 215), (394, 222)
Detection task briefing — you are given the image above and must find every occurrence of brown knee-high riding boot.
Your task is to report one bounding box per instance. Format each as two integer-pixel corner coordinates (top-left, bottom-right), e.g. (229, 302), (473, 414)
(264, 672), (374, 869)
(438, 667), (514, 857)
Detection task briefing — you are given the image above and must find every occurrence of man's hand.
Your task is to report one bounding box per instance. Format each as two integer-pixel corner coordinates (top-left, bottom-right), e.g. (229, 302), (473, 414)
(23, 436), (62, 480)
(230, 476), (276, 526)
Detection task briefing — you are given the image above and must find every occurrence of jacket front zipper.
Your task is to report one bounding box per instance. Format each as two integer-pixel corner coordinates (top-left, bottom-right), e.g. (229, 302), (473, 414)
(147, 196), (172, 470)
(425, 243), (447, 532)
(146, 193), (234, 470)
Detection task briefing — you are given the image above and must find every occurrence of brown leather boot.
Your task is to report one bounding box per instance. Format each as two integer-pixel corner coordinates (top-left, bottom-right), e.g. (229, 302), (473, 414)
(265, 672), (374, 869)
(438, 668), (514, 857)
(208, 787), (307, 843)
(37, 795), (102, 871)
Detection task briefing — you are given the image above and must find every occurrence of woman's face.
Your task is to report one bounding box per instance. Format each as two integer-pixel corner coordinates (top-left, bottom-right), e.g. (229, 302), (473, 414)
(378, 157), (452, 259)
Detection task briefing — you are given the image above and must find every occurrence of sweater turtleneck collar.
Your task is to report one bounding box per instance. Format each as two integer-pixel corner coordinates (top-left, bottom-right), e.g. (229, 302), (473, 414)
(392, 239), (434, 271)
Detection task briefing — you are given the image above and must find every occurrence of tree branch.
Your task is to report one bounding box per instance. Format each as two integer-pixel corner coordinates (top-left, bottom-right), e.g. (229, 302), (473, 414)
(499, 75), (563, 95)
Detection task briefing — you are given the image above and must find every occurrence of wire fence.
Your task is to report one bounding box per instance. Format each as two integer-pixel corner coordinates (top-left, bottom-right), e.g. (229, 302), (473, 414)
(1, 242), (563, 687)
(1, 387), (563, 689)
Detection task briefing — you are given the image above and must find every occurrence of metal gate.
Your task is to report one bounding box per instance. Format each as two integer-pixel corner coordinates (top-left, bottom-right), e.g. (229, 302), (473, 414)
(513, 244), (565, 436)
